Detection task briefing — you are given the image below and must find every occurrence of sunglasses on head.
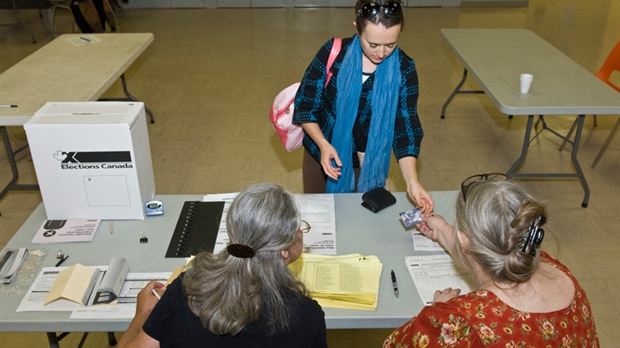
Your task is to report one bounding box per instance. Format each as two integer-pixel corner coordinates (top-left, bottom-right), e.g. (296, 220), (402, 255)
(460, 173), (510, 202)
(357, 1), (403, 19)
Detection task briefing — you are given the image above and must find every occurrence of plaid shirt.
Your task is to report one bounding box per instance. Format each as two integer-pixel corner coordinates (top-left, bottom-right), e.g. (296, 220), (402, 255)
(293, 37), (424, 166)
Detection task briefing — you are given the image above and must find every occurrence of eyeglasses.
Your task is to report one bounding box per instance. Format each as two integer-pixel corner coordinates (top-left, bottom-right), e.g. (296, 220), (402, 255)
(460, 173), (509, 202)
(357, 1), (403, 19)
(300, 220), (312, 233)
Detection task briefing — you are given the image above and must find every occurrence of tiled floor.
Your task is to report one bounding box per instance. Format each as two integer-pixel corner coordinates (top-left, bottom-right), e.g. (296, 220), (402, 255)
(0, 0), (618, 346)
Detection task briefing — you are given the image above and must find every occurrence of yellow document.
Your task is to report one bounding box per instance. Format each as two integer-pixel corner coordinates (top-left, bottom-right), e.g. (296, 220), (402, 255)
(289, 253), (382, 310)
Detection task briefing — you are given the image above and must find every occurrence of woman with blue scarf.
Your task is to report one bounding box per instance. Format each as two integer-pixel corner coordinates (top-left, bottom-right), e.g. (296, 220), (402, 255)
(293, 0), (434, 213)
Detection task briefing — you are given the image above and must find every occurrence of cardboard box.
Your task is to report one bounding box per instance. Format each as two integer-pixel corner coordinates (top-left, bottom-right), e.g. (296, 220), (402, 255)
(24, 102), (156, 220)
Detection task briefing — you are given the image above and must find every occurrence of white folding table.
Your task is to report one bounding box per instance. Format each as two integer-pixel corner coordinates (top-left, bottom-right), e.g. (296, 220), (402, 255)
(440, 29), (620, 207)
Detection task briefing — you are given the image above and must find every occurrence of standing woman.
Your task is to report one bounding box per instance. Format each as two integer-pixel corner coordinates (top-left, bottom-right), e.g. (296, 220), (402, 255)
(293, 0), (434, 213)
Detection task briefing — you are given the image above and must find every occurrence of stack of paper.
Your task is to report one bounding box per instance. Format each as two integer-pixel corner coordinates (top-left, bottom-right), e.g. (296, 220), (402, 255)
(289, 253), (382, 310)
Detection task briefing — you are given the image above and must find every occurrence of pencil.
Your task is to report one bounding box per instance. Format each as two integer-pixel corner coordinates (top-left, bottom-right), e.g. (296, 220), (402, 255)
(109, 221), (113, 234)
(151, 288), (161, 300)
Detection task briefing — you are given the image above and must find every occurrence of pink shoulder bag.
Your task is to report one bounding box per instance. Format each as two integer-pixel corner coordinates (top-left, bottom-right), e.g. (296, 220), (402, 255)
(269, 38), (342, 152)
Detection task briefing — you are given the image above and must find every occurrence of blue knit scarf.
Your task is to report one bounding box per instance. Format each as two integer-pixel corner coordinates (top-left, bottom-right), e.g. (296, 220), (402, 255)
(326, 35), (401, 193)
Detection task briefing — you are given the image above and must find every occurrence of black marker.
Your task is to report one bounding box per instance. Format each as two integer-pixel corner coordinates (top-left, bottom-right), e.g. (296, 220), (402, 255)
(391, 270), (399, 298)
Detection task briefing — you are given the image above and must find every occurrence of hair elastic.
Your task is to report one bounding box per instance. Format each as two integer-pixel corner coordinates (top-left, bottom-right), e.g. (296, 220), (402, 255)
(227, 244), (256, 258)
(519, 215), (546, 256)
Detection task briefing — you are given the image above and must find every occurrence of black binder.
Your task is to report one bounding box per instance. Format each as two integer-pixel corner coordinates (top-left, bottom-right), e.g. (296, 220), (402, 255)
(165, 201), (225, 258)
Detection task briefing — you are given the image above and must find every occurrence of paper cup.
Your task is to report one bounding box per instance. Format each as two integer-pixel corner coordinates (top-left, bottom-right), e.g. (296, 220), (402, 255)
(520, 73), (533, 94)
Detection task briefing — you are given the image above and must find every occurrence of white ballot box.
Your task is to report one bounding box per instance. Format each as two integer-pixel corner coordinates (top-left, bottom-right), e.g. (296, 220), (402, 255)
(24, 102), (156, 220)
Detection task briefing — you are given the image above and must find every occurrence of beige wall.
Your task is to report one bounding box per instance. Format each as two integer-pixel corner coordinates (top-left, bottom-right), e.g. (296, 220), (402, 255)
(122, 0), (484, 9)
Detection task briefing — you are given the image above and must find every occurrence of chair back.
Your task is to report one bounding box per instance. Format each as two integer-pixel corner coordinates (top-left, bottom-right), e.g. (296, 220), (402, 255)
(595, 41), (620, 93)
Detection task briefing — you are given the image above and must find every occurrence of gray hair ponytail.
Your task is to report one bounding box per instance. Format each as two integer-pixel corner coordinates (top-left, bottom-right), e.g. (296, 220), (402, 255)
(183, 183), (307, 336)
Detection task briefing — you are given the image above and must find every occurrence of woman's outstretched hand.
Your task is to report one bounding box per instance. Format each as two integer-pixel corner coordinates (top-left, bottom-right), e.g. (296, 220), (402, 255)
(319, 143), (342, 180)
(407, 182), (434, 214)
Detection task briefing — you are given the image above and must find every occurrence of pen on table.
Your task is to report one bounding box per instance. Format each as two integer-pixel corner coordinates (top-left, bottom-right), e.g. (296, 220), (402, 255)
(151, 288), (161, 300)
(0, 105), (17, 108)
(55, 255), (68, 267)
(80, 36), (91, 42)
(391, 269), (399, 298)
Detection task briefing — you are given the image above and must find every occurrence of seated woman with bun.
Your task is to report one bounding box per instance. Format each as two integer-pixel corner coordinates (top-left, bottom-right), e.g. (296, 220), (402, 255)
(384, 174), (599, 347)
(118, 183), (328, 348)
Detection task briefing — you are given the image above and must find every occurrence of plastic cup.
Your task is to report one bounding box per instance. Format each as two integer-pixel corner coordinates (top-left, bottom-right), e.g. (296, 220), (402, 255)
(520, 73), (533, 94)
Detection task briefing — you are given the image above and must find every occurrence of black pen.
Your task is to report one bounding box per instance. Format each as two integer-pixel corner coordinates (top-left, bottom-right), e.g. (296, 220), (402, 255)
(391, 270), (399, 298)
(55, 255), (68, 267)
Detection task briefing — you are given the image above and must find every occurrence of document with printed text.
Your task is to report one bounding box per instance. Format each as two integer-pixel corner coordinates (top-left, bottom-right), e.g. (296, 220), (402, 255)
(204, 193), (337, 255)
(289, 253), (382, 310)
(405, 254), (477, 306)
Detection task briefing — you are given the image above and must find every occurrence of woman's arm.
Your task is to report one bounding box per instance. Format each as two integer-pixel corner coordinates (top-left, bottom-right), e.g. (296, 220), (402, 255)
(293, 39), (334, 125)
(397, 156), (434, 213)
(117, 281), (164, 348)
(301, 123), (341, 180)
(392, 52), (433, 211)
(417, 213), (456, 256)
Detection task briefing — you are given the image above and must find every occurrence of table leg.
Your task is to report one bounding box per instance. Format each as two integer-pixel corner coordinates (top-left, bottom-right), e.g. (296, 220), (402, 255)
(120, 74), (154, 124)
(506, 115), (535, 176)
(0, 126), (39, 201)
(45, 331), (116, 348)
(2, 0), (37, 43)
(592, 116), (620, 168)
(107, 331), (117, 345)
(571, 115), (590, 207)
(440, 68), (484, 119)
(100, 74), (154, 124)
(46, 332), (61, 348)
(506, 115), (590, 208)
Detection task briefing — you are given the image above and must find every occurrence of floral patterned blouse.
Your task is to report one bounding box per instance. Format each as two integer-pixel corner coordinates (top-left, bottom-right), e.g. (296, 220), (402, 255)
(384, 252), (599, 347)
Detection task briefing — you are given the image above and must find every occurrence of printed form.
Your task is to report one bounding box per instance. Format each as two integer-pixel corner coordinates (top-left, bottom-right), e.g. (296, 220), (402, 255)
(405, 254), (477, 305)
(16, 266), (170, 319)
(204, 193), (337, 255)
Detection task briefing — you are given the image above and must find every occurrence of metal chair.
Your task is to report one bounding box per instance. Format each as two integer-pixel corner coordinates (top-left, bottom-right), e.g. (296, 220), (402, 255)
(39, 0), (75, 38)
(51, 0), (75, 38)
(559, 41), (620, 168)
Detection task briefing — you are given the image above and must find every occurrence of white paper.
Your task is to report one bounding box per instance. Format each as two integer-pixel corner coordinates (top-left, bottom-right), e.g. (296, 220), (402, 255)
(32, 220), (101, 244)
(203, 193), (337, 255)
(16, 266), (170, 314)
(17, 266), (104, 312)
(412, 231), (444, 251)
(65, 35), (102, 46)
(405, 254), (477, 306)
(293, 194), (337, 255)
(71, 272), (171, 319)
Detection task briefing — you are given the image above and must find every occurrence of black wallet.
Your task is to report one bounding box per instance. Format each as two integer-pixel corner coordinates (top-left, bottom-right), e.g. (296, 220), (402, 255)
(361, 187), (396, 213)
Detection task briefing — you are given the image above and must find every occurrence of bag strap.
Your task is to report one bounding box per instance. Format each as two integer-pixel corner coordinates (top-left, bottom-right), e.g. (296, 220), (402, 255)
(325, 38), (342, 87)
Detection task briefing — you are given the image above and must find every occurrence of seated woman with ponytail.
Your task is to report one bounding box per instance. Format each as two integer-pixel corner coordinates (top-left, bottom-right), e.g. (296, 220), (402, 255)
(384, 174), (599, 347)
(118, 183), (327, 348)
